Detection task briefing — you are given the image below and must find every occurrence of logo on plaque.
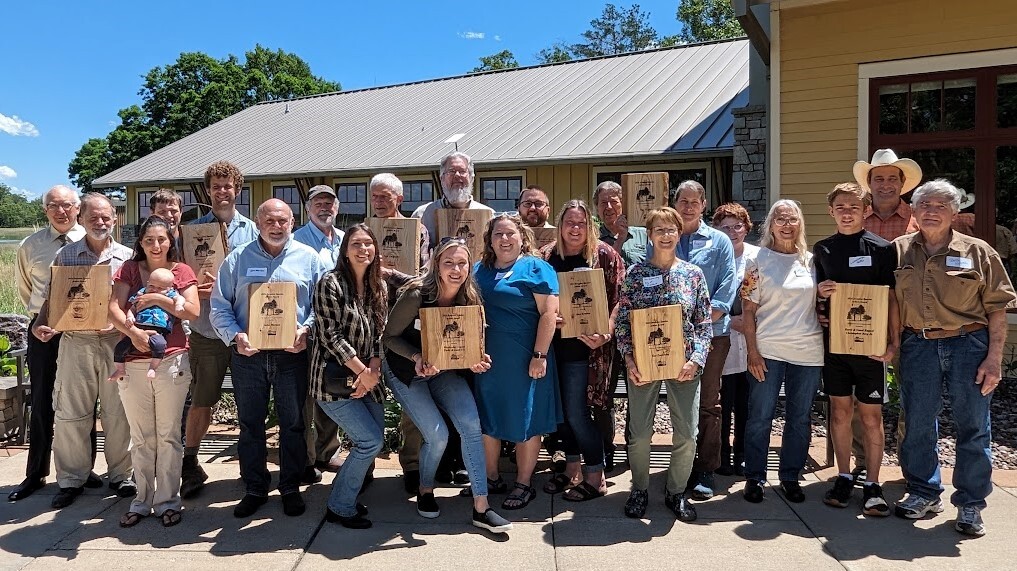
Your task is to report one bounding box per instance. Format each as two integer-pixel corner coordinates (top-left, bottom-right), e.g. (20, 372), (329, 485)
(419, 306), (484, 370)
(193, 237), (216, 258)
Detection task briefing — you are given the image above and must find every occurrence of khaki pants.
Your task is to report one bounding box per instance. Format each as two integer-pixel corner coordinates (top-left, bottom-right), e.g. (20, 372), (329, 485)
(626, 376), (701, 493)
(53, 332), (132, 488)
(118, 353), (190, 516)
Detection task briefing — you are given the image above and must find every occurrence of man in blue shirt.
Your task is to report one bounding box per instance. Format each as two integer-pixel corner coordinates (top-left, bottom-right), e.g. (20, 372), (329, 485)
(211, 198), (326, 519)
(180, 161), (259, 499)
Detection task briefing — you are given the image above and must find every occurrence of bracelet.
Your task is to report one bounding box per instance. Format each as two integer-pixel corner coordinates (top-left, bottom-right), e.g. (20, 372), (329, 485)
(355, 366), (367, 377)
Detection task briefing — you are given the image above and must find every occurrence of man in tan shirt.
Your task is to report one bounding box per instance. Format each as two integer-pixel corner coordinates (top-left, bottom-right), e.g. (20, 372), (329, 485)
(892, 179), (1016, 536)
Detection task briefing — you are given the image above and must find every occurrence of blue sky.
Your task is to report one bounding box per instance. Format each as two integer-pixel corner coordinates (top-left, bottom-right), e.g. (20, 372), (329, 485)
(0, 1), (687, 201)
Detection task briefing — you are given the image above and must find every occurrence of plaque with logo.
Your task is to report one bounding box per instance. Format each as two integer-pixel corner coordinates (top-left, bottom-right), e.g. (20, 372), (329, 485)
(622, 172), (669, 227)
(247, 282), (297, 350)
(829, 283), (888, 356)
(532, 226), (557, 250)
(50, 265), (112, 331)
(630, 304), (686, 382)
(419, 305), (485, 371)
(436, 209), (492, 263)
(181, 223), (227, 283)
(367, 217), (421, 275)
(558, 268), (610, 338)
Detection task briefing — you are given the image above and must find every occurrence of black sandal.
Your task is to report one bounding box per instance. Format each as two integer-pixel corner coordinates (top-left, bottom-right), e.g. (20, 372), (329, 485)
(460, 477), (508, 497)
(543, 473), (572, 494)
(501, 482), (536, 511)
(563, 481), (606, 502)
(119, 511), (143, 528)
(160, 509), (182, 527)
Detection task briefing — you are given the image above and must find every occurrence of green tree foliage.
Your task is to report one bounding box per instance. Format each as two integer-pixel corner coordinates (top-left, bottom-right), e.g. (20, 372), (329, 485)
(672, 0), (744, 43)
(471, 50), (520, 73)
(69, 45), (340, 193)
(536, 42), (574, 64)
(537, 3), (658, 63)
(0, 182), (45, 227)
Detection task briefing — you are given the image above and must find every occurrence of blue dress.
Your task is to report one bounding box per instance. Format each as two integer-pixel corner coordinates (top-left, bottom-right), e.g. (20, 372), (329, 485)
(473, 255), (563, 442)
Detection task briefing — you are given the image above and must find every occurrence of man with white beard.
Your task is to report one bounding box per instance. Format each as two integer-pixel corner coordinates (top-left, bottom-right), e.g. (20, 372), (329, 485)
(412, 152), (494, 249)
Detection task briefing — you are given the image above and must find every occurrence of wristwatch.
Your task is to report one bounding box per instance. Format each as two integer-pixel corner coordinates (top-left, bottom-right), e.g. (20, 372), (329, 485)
(532, 351), (547, 359)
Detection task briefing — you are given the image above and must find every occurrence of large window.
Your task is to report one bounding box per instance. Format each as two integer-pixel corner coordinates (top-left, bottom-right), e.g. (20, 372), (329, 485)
(401, 180), (434, 216)
(337, 182), (367, 227)
(273, 185), (304, 225)
(479, 176), (522, 213)
(236, 186), (251, 218)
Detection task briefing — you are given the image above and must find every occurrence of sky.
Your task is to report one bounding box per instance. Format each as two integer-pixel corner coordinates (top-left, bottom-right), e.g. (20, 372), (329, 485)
(0, 0), (688, 201)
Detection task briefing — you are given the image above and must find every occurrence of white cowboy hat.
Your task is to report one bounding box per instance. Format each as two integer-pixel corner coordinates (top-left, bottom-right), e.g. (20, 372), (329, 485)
(957, 188), (976, 210)
(853, 149), (923, 195)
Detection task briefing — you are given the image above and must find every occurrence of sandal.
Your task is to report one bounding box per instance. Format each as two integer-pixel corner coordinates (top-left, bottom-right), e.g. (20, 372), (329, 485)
(501, 482), (536, 511)
(563, 481), (606, 502)
(543, 473), (572, 494)
(119, 511), (143, 528)
(460, 477), (508, 497)
(160, 509), (182, 527)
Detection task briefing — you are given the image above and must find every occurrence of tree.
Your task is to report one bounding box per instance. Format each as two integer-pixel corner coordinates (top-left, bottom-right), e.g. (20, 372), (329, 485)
(673, 0), (744, 43)
(0, 183), (45, 227)
(69, 45), (340, 194)
(536, 42), (574, 64)
(536, 3), (658, 63)
(471, 50), (520, 73)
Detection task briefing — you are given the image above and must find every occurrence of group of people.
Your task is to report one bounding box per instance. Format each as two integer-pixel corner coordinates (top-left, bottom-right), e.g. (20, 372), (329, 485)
(10, 148), (1012, 538)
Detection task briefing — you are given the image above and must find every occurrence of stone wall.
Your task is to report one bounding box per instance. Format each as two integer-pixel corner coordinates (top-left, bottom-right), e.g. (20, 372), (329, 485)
(732, 105), (768, 226)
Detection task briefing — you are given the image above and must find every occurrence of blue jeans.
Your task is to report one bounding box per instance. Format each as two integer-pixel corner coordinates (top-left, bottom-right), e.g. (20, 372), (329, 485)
(318, 398), (384, 517)
(898, 328), (993, 508)
(230, 349), (308, 496)
(386, 370), (488, 496)
(557, 360), (605, 472)
(744, 359), (822, 482)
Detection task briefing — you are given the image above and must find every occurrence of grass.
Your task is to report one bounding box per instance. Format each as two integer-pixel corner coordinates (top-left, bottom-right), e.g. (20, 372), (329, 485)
(0, 244), (24, 315)
(0, 227), (38, 241)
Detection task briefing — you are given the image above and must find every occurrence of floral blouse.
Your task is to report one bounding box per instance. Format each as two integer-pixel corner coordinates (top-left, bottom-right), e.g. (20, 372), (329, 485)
(616, 259), (713, 369)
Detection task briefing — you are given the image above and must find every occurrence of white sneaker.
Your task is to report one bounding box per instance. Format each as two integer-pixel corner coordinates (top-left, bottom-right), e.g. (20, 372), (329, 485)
(894, 493), (944, 519)
(955, 505), (986, 536)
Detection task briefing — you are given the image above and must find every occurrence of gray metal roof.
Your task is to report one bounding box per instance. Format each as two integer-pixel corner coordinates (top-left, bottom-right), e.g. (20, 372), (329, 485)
(94, 39), (749, 187)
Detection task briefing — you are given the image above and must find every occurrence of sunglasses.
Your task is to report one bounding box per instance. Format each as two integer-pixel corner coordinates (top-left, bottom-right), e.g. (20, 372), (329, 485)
(439, 236), (468, 247)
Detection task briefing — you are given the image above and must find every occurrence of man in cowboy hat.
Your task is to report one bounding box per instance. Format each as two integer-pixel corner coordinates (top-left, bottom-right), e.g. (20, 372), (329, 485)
(855, 149), (923, 240)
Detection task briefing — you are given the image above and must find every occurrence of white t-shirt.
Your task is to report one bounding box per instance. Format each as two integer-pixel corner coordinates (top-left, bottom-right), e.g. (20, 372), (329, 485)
(723, 243), (760, 375)
(741, 248), (824, 367)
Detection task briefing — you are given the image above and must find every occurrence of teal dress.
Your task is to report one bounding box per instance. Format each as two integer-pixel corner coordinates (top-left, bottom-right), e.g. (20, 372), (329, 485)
(473, 255), (563, 442)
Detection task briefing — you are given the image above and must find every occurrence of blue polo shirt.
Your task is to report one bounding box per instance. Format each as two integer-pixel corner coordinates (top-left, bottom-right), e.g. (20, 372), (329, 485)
(293, 222), (344, 271)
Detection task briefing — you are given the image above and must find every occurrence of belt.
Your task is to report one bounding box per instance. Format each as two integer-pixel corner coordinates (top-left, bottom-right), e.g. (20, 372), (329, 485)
(904, 323), (985, 340)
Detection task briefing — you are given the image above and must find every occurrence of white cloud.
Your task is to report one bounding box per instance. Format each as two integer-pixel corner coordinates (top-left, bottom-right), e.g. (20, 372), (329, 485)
(9, 185), (38, 199)
(0, 112), (40, 137)
(0, 165), (16, 178)
(494, 35), (501, 41)
(458, 31), (485, 40)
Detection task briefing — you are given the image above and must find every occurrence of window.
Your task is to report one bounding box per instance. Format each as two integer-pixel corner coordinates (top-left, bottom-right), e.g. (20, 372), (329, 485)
(236, 186), (251, 218)
(337, 182), (367, 227)
(401, 180), (434, 216)
(479, 176), (522, 213)
(273, 185), (303, 225)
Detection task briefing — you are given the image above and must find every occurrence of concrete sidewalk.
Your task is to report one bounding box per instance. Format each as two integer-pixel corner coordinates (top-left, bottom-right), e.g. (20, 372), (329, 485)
(3, 433), (1017, 571)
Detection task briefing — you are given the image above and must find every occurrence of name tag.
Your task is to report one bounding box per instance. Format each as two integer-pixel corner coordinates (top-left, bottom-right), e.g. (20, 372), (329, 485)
(692, 239), (711, 250)
(793, 268), (811, 278)
(414, 319), (421, 331)
(495, 271), (512, 280)
(848, 256), (872, 267)
(946, 256), (973, 269)
(643, 275), (664, 288)
(246, 267), (268, 277)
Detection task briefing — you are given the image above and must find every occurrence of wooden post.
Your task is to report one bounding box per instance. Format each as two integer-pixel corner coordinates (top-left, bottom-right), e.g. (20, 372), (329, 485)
(622, 172), (669, 227)
(419, 306), (485, 371)
(247, 282), (297, 350)
(180, 223), (227, 284)
(629, 304), (686, 382)
(436, 209), (492, 263)
(50, 265), (112, 332)
(828, 284), (889, 356)
(368, 217), (422, 275)
(558, 268), (611, 338)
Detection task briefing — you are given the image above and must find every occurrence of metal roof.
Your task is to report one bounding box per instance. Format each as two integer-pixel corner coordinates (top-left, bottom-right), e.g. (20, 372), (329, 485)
(94, 39), (749, 187)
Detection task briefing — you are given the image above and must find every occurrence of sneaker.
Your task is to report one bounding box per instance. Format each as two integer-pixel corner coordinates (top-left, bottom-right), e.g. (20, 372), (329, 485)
(955, 505), (986, 536)
(453, 470), (470, 486)
(823, 476), (854, 508)
(743, 479), (764, 503)
(326, 507), (372, 529)
(862, 483), (890, 517)
(472, 508), (513, 533)
(180, 456), (208, 499)
(624, 489), (649, 518)
(894, 493), (944, 519)
(689, 471), (715, 501)
(109, 479), (138, 498)
(417, 492), (440, 519)
(851, 466), (867, 486)
(665, 489), (697, 522)
(780, 481), (805, 503)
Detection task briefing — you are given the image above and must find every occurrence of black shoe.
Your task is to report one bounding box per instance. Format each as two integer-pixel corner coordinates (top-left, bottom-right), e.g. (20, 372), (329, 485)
(473, 508), (513, 533)
(417, 492), (440, 519)
(604, 452), (615, 473)
(301, 466), (322, 484)
(326, 507), (372, 529)
(109, 479), (137, 498)
(84, 472), (103, 488)
(403, 470), (420, 495)
(314, 460), (339, 473)
(282, 492), (306, 516)
(665, 489), (698, 522)
(743, 479), (764, 503)
(624, 489), (649, 518)
(716, 463), (735, 477)
(851, 466), (867, 486)
(733, 459), (745, 477)
(233, 494), (268, 518)
(434, 470), (454, 485)
(823, 476), (854, 508)
(8, 477), (45, 501)
(180, 456), (208, 499)
(780, 481), (805, 503)
(689, 471), (715, 500)
(51, 486), (84, 509)
(453, 470), (470, 486)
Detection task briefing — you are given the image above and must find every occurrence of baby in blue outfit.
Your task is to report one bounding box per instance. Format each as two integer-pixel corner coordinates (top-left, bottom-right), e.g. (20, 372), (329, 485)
(109, 268), (185, 381)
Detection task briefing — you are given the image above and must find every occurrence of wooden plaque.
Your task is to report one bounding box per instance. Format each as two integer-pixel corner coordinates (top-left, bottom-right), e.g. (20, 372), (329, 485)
(558, 268), (610, 338)
(630, 304), (686, 382)
(180, 223), (227, 283)
(436, 209), (492, 263)
(368, 217), (422, 275)
(829, 283), (889, 356)
(532, 226), (557, 250)
(50, 265), (112, 332)
(247, 282), (297, 350)
(622, 172), (669, 227)
(419, 305), (485, 371)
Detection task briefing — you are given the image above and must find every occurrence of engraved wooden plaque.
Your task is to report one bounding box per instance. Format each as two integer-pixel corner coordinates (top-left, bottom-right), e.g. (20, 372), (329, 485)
(436, 209), (492, 263)
(558, 268), (610, 338)
(368, 217), (422, 276)
(180, 223), (227, 283)
(622, 172), (669, 227)
(419, 305), (485, 371)
(630, 304), (686, 382)
(247, 282), (297, 350)
(829, 283), (888, 356)
(50, 265), (112, 332)
(532, 226), (557, 250)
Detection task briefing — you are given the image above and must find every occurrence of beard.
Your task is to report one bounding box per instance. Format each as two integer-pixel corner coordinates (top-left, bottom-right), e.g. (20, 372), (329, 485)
(442, 185), (473, 207)
(87, 228), (111, 242)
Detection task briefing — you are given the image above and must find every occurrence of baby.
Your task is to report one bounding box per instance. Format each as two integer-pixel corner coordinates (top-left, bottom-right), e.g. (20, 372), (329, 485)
(109, 268), (185, 381)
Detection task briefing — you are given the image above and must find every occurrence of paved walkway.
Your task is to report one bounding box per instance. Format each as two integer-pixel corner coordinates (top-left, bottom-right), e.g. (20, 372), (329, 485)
(3, 432), (1017, 571)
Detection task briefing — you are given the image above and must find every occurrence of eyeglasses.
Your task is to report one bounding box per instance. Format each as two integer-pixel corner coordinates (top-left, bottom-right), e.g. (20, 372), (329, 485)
(520, 200), (548, 209)
(444, 168), (470, 177)
(45, 202), (78, 212)
(439, 236), (468, 247)
(773, 217), (801, 226)
(651, 227), (680, 236)
(718, 223), (745, 232)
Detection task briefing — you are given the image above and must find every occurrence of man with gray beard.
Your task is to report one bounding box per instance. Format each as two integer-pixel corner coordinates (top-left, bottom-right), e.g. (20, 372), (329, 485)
(412, 152), (494, 249)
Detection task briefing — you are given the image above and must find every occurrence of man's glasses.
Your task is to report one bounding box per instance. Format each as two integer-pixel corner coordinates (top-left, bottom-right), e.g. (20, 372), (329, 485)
(45, 202), (78, 212)
(519, 200), (548, 209)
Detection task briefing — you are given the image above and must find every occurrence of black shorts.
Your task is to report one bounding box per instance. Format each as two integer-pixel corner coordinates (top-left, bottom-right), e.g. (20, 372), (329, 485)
(822, 353), (886, 405)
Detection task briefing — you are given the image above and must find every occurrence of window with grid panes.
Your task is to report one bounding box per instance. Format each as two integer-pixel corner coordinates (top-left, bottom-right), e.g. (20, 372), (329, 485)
(479, 176), (522, 213)
(337, 182), (367, 228)
(401, 180), (434, 216)
(273, 185), (304, 225)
